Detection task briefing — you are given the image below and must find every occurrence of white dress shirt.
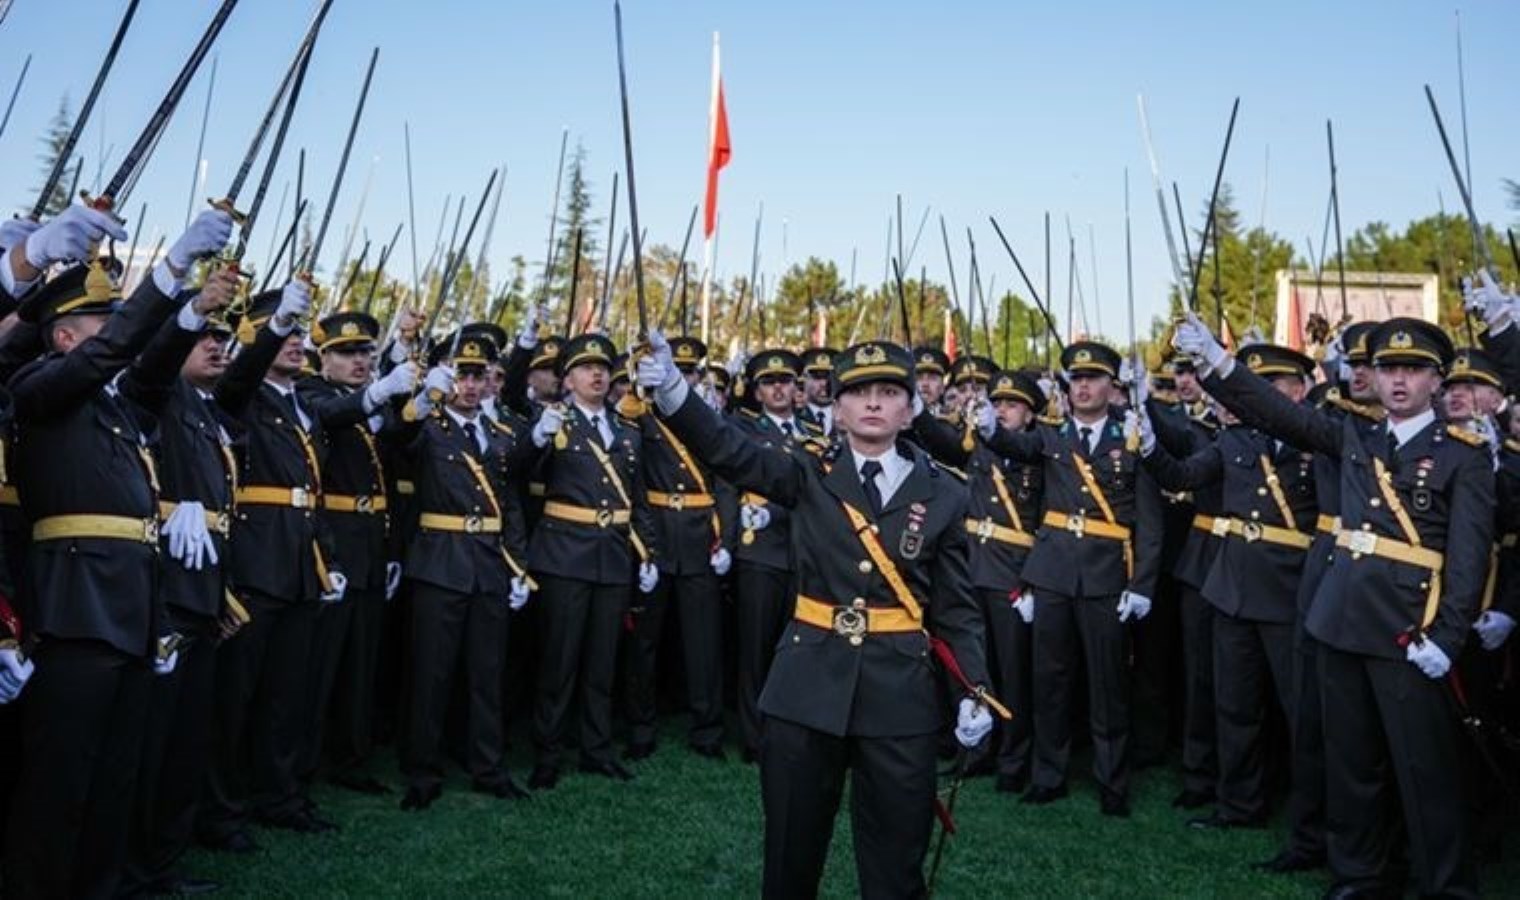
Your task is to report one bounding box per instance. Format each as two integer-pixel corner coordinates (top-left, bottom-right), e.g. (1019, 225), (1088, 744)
(854, 447), (912, 509)
(1388, 408), (1436, 450)
(445, 406), (488, 453)
(574, 400), (614, 447)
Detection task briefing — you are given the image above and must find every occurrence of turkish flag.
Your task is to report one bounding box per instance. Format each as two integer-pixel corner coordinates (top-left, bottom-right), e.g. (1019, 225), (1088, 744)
(703, 63), (731, 239)
(943, 308), (958, 359)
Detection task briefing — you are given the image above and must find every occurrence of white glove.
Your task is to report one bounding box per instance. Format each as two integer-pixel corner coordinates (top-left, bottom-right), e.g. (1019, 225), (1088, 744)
(424, 365), (454, 398)
(532, 404), (565, 448)
(1013, 590), (1035, 624)
(1463, 271), (1513, 328)
(954, 697), (994, 748)
(1405, 637), (1452, 679)
(1474, 610), (1517, 651)
(638, 562), (659, 594)
(0, 217), (40, 252)
(0, 646), (34, 704)
(23, 203), (128, 270)
(976, 399), (997, 439)
(509, 575), (531, 610)
(320, 571), (348, 604)
(385, 562), (403, 601)
(637, 328), (684, 395)
(366, 361), (418, 408)
(271, 278), (312, 333)
(154, 642), (180, 677)
(1117, 591), (1152, 623)
(517, 304), (546, 348)
(1172, 313), (1230, 375)
(739, 503), (771, 532)
(166, 209), (234, 273)
(1136, 407), (1157, 457)
(1132, 362), (1150, 407)
(1118, 357), (1135, 385)
(710, 547), (732, 576)
(163, 501), (218, 571)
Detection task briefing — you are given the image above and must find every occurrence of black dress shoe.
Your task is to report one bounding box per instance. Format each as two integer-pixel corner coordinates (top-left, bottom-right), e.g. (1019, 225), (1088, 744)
(995, 772), (1028, 794)
(198, 829), (259, 854)
(1188, 811), (1265, 831)
(1322, 881), (1396, 900)
(148, 875), (222, 896)
(400, 784), (441, 811)
(1171, 788), (1214, 809)
(1100, 790), (1131, 818)
(690, 743), (726, 761)
(472, 776), (530, 800)
(1252, 849), (1325, 873)
(579, 758), (635, 781)
(624, 741), (655, 761)
(331, 772), (391, 795)
(1020, 784), (1068, 805)
(527, 765), (560, 791)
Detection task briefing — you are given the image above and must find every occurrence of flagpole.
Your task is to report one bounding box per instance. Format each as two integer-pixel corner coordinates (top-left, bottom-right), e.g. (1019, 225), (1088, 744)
(699, 31), (721, 348)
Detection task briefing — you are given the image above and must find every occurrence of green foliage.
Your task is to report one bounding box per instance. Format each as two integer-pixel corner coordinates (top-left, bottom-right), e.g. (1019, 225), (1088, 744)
(31, 94), (72, 217)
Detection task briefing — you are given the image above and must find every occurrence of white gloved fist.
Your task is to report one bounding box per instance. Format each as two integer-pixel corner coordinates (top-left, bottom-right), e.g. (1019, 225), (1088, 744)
(0, 646), (34, 704)
(167, 209), (234, 273)
(366, 360), (418, 408)
(320, 571), (348, 604)
(23, 203), (128, 270)
(424, 364), (454, 398)
(638, 561), (659, 595)
(1117, 591), (1152, 623)
(0, 217), (40, 252)
(636, 328), (683, 395)
(154, 648), (180, 677)
(385, 561), (403, 601)
(1013, 590), (1035, 624)
(1405, 637), (1452, 679)
(509, 575), (531, 610)
(1474, 610), (1517, 651)
(517, 304), (546, 348)
(1135, 407), (1157, 456)
(976, 399), (997, 439)
(1172, 312), (1230, 375)
(1463, 271), (1513, 327)
(740, 502), (771, 532)
(532, 404), (565, 448)
(272, 278), (312, 331)
(710, 547), (732, 576)
(163, 501), (218, 571)
(954, 697), (994, 748)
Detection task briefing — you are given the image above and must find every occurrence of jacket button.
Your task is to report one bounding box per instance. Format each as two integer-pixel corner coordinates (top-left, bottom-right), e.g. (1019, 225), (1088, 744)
(858, 560), (873, 574)
(1370, 498), (1382, 508)
(852, 597), (866, 609)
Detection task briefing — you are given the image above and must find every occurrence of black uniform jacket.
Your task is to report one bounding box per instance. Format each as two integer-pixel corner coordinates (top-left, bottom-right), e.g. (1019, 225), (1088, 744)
(299, 378), (392, 593)
(729, 409), (823, 574)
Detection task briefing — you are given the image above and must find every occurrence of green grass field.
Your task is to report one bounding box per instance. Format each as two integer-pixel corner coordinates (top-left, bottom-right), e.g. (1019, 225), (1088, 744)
(181, 728), (1520, 898)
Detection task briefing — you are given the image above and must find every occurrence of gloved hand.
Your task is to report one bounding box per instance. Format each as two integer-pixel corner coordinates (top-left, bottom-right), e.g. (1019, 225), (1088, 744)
(1171, 312), (1231, 376)
(509, 575), (531, 610)
(1463, 271), (1513, 328)
(1012, 590), (1035, 624)
(424, 365), (454, 398)
(1117, 591), (1152, 623)
(1405, 637), (1452, 679)
(976, 399), (997, 439)
(1474, 610), (1517, 651)
(0, 217), (40, 252)
(23, 203), (128, 270)
(272, 278), (312, 332)
(1133, 362), (1150, 407)
(954, 697), (994, 748)
(636, 329), (683, 397)
(385, 561), (403, 601)
(154, 636), (181, 677)
(0, 645), (34, 704)
(739, 502), (771, 532)
(710, 547), (732, 576)
(638, 562), (659, 595)
(366, 360), (418, 408)
(166, 209), (234, 273)
(163, 501), (219, 571)
(1134, 407), (1157, 457)
(517, 304), (546, 348)
(532, 404), (565, 448)
(320, 571), (348, 604)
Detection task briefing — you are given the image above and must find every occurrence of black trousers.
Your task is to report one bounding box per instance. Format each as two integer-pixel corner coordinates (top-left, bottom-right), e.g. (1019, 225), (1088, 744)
(124, 614), (219, 893)
(979, 588), (1032, 780)
(1319, 644), (1475, 897)
(1031, 590), (1130, 796)
(533, 575), (626, 768)
(297, 595), (356, 784)
(1283, 627), (1327, 857)
(1212, 612), (1292, 821)
(623, 568), (725, 749)
(1131, 575), (1181, 766)
(736, 564), (792, 755)
(4, 639), (151, 900)
(200, 593), (318, 838)
(760, 717), (938, 900)
(1178, 584), (1217, 795)
(327, 586), (385, 777)
(402, 582), (508, 790)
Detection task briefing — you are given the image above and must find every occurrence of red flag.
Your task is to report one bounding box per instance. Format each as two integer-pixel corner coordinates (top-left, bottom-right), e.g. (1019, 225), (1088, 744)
(943, 308), (958, 359)
(1287, 286), (1305, 351)
(703, 35), (731, 239)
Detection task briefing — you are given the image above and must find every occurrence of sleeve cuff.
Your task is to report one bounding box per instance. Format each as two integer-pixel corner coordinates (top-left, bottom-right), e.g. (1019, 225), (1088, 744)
(0, 257), (37, 299)
(152, 261), (184, 298)
(176, 301), (208, 332)
(654, 380), (690, 416)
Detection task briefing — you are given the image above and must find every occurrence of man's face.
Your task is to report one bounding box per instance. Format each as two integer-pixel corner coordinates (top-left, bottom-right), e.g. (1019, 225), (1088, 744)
(793, 383), (807, 410)
(916, 371), (944, 406)
(994, 398), (1033, 430)
(1066, 373), (1111, 417)
(487, 364), (506, 397)
(182, 331), (230, 384)
(805, 372), (832, 405)
(1268, 373), (1308, 404)
(528, 367), (561, 402)
(1349, 363), (1374, 401)
(564, 362), (609, 406)
(944, 383), (963, 410)
(1175, 369), (1202, 403)
(1474, 384), (1503, 416)
(271, 332), (307, 378)
(959, 381), (988, 405)
(757, 374), (796, 416)
(1109, 382), (1131, 410)
(1374, 364), (1440, 419)
(835, 381), (912, 443)
(321, 343), (374, 388)
(1443, 383), (1475, 422)
(450, 366), (486, 414)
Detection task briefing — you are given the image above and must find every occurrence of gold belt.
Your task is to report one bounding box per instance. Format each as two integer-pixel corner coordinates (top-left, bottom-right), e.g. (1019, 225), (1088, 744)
(418, 512), (502, 534)
(323, 494), (389, 514)
(1043, 510), (1131, 542)
(1209, 516), (1311, 550)
(1191, 514), (1218, 534)
(793, 594), (922, 643)
(0, 485), (17, 507)
(646, 490), (715, 511)
(1335, 528), (1444, 571)
(1316, 514), (1341, 535)
(394, 479), (416, 496)
(965, 517), (1034, 548)
(527, 482), (546, 498)
(33, 514), (159, 545)
(543, 500), (630, 528)
(235, 485), (317, 509)
(158, 501), (231, 536)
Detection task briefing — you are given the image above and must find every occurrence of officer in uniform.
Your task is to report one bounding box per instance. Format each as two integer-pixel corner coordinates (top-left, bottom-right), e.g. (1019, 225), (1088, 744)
(977, 340), (1164, 817)
(637, 332), (995, 898)
(949, 354), (995, 406)
(798, 347), (838, 436)
(912, 346), (950, 411)
(523, 332), (659, 788)
(623, 335), (731, 760)
(1178, 314), (1492, 897)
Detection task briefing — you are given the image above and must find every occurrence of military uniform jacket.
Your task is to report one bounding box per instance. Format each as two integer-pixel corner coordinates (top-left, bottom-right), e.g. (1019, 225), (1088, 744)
(662, 390), (987, 739)
(730, 409), (822, 573)
(638, 410), (728, 575)
(215, 325), (347, 604)
(985, 410), (1164, 600)
(1144, 423), (1317, 624)
(9, 277), (182, 657)
(1488, 440), (1520, 619)
(299, 378), (392, 592)
(1206, 366), (1494, 660)
(1149, 400), (1223, 590)
(527, 404), (659, 586)
(403, 409), (531, 596)
(913, 410), (1044, 593)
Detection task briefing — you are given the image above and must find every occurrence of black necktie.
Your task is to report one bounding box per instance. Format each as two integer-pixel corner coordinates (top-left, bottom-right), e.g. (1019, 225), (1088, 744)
(462, 421), (480, 457)
(1387, 430), (1399, 461)
(781, 420), (794, 437)
(860, 460), (884, 516)
(590, 414), (606, 448)
(1079, 426), (1093, 455)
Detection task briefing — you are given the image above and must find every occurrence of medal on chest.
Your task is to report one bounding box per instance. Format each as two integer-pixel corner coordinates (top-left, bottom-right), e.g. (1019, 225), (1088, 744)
(900, 503), (927, 559)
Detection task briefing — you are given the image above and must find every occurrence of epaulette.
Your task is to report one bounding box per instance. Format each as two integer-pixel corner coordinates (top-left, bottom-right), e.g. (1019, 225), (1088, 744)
(1328, 395), (1385, 422)
(933, 461), (968, 482)
(1505, 437), (1520, 454)
(1037, 413), (1066, 428)
(1446, 424), (1486, 448)
(614, 412), (640, 429)
(800, 435), (829, 456)
(737, 407), (760, 421)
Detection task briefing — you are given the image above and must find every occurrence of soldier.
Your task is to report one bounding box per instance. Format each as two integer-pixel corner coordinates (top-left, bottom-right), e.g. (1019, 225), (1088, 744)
(637, 332), (995, 898)
(397, 330), (533, 810)
(912, 346), (950, 411)
(623, 335), (732, 760)
(1176, 314), (1492, 897)
(524, 332), (658, 789)
(2, 205), (230, 899)
(976, 340), (1163, 817)
(949, 354), (994, 406)
(798, 346), (838, 435)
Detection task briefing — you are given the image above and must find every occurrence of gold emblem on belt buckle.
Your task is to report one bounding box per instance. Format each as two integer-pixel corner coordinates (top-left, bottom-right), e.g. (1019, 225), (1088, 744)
(291, 487), (310, 508)
(212, 511), (231, 535)
(669, 492), (686, 511)
(1241, 520), (1263, 543)
(595, 509), (614, 528)
(1065, 512), (1087, 538)
(464, 515), (484, 534)
(143, 519), (161, 543)
(355, 495), (374, 514)
(976, 518), (994, 542)
(1347, 530), (1377, 557)
(832, 607), (867, 644)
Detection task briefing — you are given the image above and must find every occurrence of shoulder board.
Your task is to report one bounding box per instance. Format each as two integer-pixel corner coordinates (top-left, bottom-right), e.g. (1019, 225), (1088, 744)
(737, 407), (760, 421)
(1446, 424), (1486, 447)
(1504, 437), (1520, 454)
(800, 435), (829, 456)
(1328, 396), (1385, 422)
(799, 419), (826, 437)
(614, 413), (640, 429)
(933, 461), (968, 482)
(1037, 413), (1066, 427)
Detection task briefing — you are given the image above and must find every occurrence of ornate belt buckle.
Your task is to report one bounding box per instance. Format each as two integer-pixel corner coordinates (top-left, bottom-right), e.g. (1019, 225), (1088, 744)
(1066, 512), (1087, 538)
(355, 495), (374, 514)
(290, 487), (310, 509)
(1211, 517), (1230, 538)
(464, 515), (484, 534)
(1347, 530), (1377, 557)
(595, 509), (614, 528)
(669, 492), (686, 511)
(976, 518), (995, 542)
(832, 607), (867, 644)
(212, 511), (231, 535)
(143, 519), (161, 543)
(1240, 520), (1263, 543)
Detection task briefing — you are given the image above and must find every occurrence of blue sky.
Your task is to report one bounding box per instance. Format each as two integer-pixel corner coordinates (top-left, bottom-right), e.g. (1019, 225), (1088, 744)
(1, 0), (1516, 334)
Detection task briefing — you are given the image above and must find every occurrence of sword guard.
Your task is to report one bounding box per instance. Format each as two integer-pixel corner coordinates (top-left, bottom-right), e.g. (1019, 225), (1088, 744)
(78, 190), (123, 223)
(208, 197), (248, 225)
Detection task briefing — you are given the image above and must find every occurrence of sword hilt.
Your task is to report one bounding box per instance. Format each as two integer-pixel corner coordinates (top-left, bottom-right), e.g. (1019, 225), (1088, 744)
(209, 197), (248, 226)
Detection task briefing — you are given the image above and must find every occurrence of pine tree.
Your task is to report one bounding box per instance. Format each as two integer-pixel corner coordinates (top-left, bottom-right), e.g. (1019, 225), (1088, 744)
(32, 94), (73, 216)
(549, 141), (601, 317)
